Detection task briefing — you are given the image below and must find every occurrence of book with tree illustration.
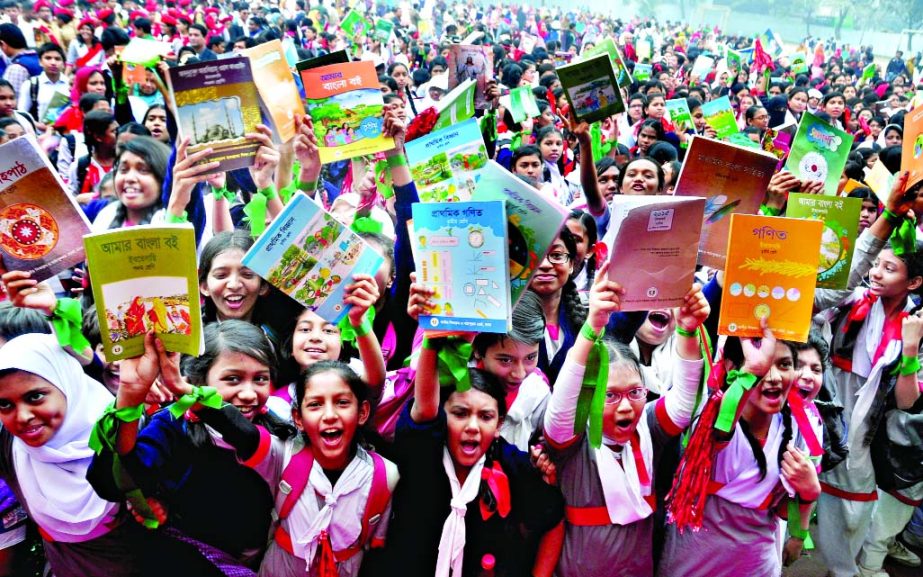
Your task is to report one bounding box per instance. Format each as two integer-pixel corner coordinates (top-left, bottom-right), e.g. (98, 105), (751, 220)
(406, 118), (488, 203)
(674, 136), (779, 269)
(446, 44), (494, 110)
(471, 161), (569, 307)
(557, 53), (625, 123)
(602, 196), (705, 311)
(299, 60), (393, 163)
(243, 39), (305, 143)
(84, 225), (203, 361)
(786, 112), (854, 196)
(719, 214), (823, 343)
(242, 192), (384, 324)
(167, 56), (261, 174)
(434, 78), (476, 130)
(700, 95), (739, 139)
(412, 200), (511, 333)
(786, 194), (861, 290)
(0, 137), (90, 282)
(580, 37), (632, 88)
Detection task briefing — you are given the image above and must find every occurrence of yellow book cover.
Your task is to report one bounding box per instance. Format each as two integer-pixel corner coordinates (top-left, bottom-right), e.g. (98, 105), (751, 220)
(244, 39), (305, 143)
(902, 106), (923, 190)
(719, 214), (823, 343)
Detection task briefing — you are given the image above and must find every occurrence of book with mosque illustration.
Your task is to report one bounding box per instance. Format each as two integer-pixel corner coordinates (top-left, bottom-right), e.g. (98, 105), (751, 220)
(167, 56), (261, 174)
(785, 112), (854, 196)
(243, 39), (305, 143)
(84, 225), (203, 361)
(471, 161), (569, 307)
(902, 105), (923, 190)
(0, 137), (90, 283)
(405, 118), (489, 203)
(580, 37), (632, 88)
(787, 194), (861, 290)
(242, 192), (384, 325)
(557, 53), (625, 123)
(719, 214), (823, 343)
(700, 95), (739, 139)
(446, 44), (494, 110)
(674, 136), (779, 269)
(412, 200), (511, 333)
(601, 196), (705, 311)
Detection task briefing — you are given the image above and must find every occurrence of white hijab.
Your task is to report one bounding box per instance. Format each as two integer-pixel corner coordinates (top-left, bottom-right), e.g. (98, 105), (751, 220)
(0, 334), (117, 542)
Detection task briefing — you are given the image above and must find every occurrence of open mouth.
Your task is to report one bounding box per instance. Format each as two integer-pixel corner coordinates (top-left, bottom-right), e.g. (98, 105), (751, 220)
(648, 310), (671, 330)
(223, 295), (245, 310)
(236, 405), (258, 418)
(459, 440), (480, 456)
(762, 388), (783, 401)
(320, 429), (344, 447)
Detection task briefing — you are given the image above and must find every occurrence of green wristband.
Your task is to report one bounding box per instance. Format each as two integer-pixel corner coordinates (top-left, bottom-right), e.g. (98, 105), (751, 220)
(112, 403), (144, 422)
(165, 211), (188, 223)
(579, 322), (604, 342)
(297, 179), (317, 193)
(257, 185), (278, 200)
(351, 314), (373, 338)
(899, 354), (922, 376)
(675, 325), (697, 338)
(883, 208), (903, 224)
(386, 154), (408, 168)
(211, 186), (235, 202)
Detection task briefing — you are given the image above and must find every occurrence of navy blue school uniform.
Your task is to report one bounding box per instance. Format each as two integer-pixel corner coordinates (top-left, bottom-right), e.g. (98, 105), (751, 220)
(370, 404), (564, 577)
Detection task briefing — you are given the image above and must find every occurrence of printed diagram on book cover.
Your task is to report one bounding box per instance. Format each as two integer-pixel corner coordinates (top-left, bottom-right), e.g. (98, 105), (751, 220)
(0, 203), (58, 259)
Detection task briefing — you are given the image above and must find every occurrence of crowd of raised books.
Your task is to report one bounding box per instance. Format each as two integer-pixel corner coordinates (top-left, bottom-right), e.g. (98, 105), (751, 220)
(0, 1), (921, 576)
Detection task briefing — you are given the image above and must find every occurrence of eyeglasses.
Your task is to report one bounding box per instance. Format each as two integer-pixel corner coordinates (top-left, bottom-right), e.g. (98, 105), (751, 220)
(545, 251), (571, 265)
(605, 387), (648, 405)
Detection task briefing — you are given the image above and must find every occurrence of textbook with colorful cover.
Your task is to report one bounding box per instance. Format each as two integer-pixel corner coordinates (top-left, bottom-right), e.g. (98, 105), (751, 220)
(411, 200), (511, 333)
(434, 78), (476, 130)
(242, 192), (384, 325)
(244, 39), (305, 143)
(406, 118), (489, 203)
(500, 87), (540, 124)
(472, 161), (569, 306)
(786, 112), (854, 196)
(340, 9), (371, 36)
(700, 95), (740, 139)
(726, 49), (742, 73)
(0, 137), (90, 282)
(167, 57), (261, 174)
(580, 37), (632, 87)
(691, 55), (715, 80)
(41, 89), (70, 124)
(557, 53), (625, 123)
(633, 63), (652, 82)
(299, 60), (393, 163)
(674, 136), (779, 269)
(665, 98), (693, 133)
(901, 105), (923, 190)
(446, 44), (494, 110)
(718, 214), (823, 343)
(790, 53), (808, 75)
(84, 225), (203, 361)
(601, 196), (706, 311)
(374, 18), (394, 42)
(786, 194), (861, 290)
(296, 49), (350, 71)
(865, 158), (894, 198)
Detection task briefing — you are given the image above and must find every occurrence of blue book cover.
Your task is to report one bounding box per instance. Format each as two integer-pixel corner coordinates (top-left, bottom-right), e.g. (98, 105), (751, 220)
(242, 193), (384, 324)
(411, 200), (511, 333)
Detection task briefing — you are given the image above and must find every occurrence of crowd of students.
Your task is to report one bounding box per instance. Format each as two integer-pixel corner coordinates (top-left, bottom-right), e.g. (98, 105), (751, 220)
(0, 1), (921, 577)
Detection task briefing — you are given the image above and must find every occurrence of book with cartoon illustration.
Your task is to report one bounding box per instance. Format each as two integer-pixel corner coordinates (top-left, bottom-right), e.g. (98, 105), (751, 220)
(434, 78), (476, 130)
(700, 95), (739, 139)
(786, 194), (861, 290)
(557, 53), (625, 123)
(446, 45), (494, 110)
(674, 136), (779, 269)
(0, 137), (90, 282)
(580, 37), (632, 88)
(406, 118), (489, 203)
(298, 60), (393, 163)
(411, 200), (511, 333)
(471, 161), (569, 307)
(719, 214), (823, 343)
(242, 192), (384, 324)
(601, 196), (706, 311)
(902, 106), (923, 190)
(785, 112), (854, 196)
(243, 39), (305, 143)
(84, 225), (203, 361)
(167, 57), (261, 174)
(665, 98), (693, 133)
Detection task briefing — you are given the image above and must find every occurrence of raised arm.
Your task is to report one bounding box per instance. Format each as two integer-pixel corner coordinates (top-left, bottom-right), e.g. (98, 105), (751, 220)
(407, 273), (440, 423)
(344, 274), (386, 397)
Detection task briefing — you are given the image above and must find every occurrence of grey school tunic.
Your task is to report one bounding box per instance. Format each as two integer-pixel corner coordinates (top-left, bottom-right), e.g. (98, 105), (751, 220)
(548, 402), (673, 577)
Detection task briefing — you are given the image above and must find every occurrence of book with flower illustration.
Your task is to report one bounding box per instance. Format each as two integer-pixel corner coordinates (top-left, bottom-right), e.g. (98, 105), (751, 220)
(471, 161), (569, 307)
(84, 225), (203, 361)
(243, 39), (305, 143)
(167, 56), (261, 174)
(299, 60), (393, 163)
(580, 37), (632, 88)
(242, 192), (384, 324)
(411, 200), (511, 333)
(601, 196), (706, 311)
(0, 137), (90, 282)
(718, 214), (823, 343)
(557, 53), (625, 123)
(446, 44), (494, 110)
(405, 118), (488, 203)
(674, 136), (779, 269)
(785, 112), (854, 196)
(901, 105), (923, 190)
(700, 96), (739, 139)
(786, 194), (861, 290)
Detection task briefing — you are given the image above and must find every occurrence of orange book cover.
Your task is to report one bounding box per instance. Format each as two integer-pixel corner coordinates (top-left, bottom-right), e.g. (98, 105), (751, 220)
(244, 39), (305, 143)
(718, 214), (823, 343)
(902, 106), (923, 190)
(673, 136), (778, 269)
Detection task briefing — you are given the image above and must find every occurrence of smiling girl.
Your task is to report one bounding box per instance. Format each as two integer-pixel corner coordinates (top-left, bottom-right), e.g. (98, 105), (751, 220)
(91, 136), (170, 231)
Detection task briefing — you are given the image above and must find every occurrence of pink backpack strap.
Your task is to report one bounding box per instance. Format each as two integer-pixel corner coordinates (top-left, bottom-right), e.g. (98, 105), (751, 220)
(357, 451), (392, 550)
(278, 447), (314, 521)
